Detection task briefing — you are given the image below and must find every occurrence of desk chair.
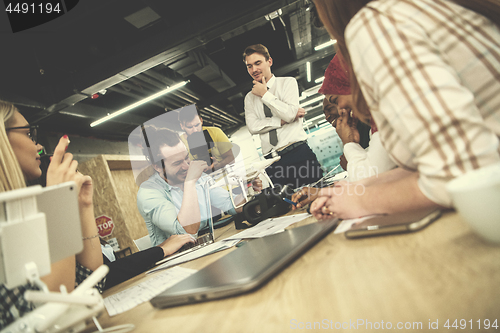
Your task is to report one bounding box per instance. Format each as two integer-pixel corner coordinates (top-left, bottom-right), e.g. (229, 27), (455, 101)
(134, 235), (152, 251)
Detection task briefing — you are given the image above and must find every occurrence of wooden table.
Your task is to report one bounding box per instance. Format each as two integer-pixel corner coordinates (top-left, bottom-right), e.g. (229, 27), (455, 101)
(84, 211), (500, 333)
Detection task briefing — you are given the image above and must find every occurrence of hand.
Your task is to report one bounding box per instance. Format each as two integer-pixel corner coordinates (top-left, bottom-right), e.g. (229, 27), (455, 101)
(336, 109), (360, 145)
(251, 178), (263, 193)
(310, 195), (332, 220)
(294, 107), (306, 121)
(157, 234), (196, 257)
(311, 182), (370, 219)
(46, 135), (75, 187)
(46, 135), (94, 206)
(290, 187), (321, 210)
(339, 154), (348, 171)
(78, 174), (94, 208)
(185, 160), (208, 184)
(251, 77), (268, 97)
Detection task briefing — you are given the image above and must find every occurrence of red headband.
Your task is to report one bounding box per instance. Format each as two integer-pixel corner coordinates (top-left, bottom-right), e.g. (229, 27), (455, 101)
(318, 53), (351, 96)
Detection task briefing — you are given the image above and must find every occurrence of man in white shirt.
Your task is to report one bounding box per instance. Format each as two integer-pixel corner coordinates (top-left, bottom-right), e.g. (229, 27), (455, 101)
(243, 44), (322, 188)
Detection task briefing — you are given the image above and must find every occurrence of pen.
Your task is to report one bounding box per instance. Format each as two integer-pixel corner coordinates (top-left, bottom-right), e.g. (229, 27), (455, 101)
(283, 197), (297, 206)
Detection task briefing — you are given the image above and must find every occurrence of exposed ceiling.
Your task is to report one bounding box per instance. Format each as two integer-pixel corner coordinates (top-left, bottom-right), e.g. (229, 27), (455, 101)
(1, 0), (335, 142)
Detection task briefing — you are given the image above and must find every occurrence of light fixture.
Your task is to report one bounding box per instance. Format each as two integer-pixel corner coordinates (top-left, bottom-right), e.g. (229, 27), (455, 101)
(314, 76), (325, 84)
(314, 39), (337, 51)
(306, 62), (311, 82)
(90, 80), (189, 127)
(299, 95), (324, 108)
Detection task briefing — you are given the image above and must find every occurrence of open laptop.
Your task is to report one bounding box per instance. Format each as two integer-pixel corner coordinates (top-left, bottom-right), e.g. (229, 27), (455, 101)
(150, 218), (338, 308)
(155, 206), (216, 266)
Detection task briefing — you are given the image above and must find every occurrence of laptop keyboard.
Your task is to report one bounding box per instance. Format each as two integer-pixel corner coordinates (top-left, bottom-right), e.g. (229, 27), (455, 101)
(178, 233), (212, 253)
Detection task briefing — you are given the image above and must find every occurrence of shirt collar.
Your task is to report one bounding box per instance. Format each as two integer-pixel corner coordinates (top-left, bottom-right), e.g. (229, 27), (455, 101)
(266, 74), (276, 89)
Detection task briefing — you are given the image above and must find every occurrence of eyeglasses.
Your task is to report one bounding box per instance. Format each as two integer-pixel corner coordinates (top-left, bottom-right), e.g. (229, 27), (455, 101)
(6, 125), (39, 144)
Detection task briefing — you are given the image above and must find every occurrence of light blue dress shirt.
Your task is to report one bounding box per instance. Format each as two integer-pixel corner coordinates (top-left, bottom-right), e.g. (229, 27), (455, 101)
(137, 172), (237, 246)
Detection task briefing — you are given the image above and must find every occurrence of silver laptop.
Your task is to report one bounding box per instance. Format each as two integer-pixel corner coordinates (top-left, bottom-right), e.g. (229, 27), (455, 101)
(150, 218), (338, 308)
(155, 203), (216, 266)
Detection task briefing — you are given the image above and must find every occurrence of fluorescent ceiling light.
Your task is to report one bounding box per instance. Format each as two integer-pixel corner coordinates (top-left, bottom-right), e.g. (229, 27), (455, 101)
(314, 39), (337, 51)
(300, 95), (324, 108)
(306, 62), (311, 82)
(314, 76), (325, 84)
(90, 81), (189, 127)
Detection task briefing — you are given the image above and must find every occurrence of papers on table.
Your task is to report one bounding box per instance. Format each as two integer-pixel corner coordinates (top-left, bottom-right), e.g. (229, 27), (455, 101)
(223, 212), (311, 241)
(103, 266), (196, 316)
(103, 212), (312, 316)
(148, 239), (240, 274)
(149, 212), (311, 274)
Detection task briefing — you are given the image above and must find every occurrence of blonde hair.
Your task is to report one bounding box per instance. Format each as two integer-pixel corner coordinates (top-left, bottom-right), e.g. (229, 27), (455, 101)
(0, 100), (27, 192)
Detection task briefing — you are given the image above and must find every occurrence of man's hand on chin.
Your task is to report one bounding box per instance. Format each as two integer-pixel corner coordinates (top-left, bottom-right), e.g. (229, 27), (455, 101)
(252, 77), (268, 97)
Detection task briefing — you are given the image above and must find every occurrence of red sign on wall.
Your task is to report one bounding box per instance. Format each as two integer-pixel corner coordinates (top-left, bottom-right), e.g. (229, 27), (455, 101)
(96, 215), (114, 237)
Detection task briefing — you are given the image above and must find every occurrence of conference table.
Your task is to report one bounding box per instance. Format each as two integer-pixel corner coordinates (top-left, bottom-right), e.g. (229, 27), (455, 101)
(83, 210), (500, 333)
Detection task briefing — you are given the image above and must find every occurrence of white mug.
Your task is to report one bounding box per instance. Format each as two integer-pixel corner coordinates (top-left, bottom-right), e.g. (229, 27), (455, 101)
(446, 162), (500, 243)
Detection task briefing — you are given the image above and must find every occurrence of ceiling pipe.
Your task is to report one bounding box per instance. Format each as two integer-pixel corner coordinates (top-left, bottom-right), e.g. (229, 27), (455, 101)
(198, 111), (233, 127)
(197, 107), (234, 126)
(209, 105), (241, 124)
(203, 106), (239, 125)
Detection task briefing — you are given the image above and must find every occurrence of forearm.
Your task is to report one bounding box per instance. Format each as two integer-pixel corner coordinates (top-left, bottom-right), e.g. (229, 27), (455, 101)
(246, 114), (281, 134)
(261, 79), (300, 122)
(177, 182), (201, 234)
(75, 204), (102, 271)
(357, 167), (410, 187)
(40, 256), (76, 292)
(361, 172), (440, 215)
(262, 96), (297, 123)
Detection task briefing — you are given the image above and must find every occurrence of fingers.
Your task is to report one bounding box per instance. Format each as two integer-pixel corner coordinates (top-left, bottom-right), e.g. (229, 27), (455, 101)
(178, 234), (196, 244)
(310, 196), (329, 219)
(51, 135), (70, 166)
(159, 234), (196, 257)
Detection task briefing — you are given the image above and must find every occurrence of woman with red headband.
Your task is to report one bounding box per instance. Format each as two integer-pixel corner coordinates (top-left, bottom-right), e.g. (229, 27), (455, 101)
(318, 53), (395, 182)
(291, 53), (395, 209)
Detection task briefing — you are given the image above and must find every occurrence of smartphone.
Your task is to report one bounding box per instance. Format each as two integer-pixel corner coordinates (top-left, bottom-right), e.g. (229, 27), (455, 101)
(344, 208), (442, 239)
(37, 181), (83, 263)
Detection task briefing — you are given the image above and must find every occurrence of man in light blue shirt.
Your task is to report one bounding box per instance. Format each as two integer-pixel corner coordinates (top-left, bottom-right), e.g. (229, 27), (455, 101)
(136, 126), (248, 246)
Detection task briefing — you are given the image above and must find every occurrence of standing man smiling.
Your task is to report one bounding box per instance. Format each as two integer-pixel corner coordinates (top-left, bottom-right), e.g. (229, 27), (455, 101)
(243, 44), (322, 188)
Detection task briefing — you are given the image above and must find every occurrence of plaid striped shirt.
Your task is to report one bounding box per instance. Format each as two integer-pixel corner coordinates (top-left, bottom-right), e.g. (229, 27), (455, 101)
(346, 0), (500, 206)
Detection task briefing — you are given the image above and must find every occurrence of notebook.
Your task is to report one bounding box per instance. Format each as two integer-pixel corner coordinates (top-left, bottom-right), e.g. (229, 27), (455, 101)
(150, 218), (338, 308)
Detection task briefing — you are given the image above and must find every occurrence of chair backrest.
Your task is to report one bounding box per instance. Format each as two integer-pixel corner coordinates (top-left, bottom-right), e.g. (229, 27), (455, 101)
(133, 235), (152, 251)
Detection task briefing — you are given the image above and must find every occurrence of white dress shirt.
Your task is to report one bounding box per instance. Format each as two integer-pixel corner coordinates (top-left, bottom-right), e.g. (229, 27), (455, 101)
(343, 132), (397, 182)
(244, 75), (308, 154)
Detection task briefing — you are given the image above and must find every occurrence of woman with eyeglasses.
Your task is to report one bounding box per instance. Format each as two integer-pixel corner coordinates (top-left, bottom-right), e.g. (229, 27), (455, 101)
(0, 100), (104, 328)
(0, 99), (196, 328)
